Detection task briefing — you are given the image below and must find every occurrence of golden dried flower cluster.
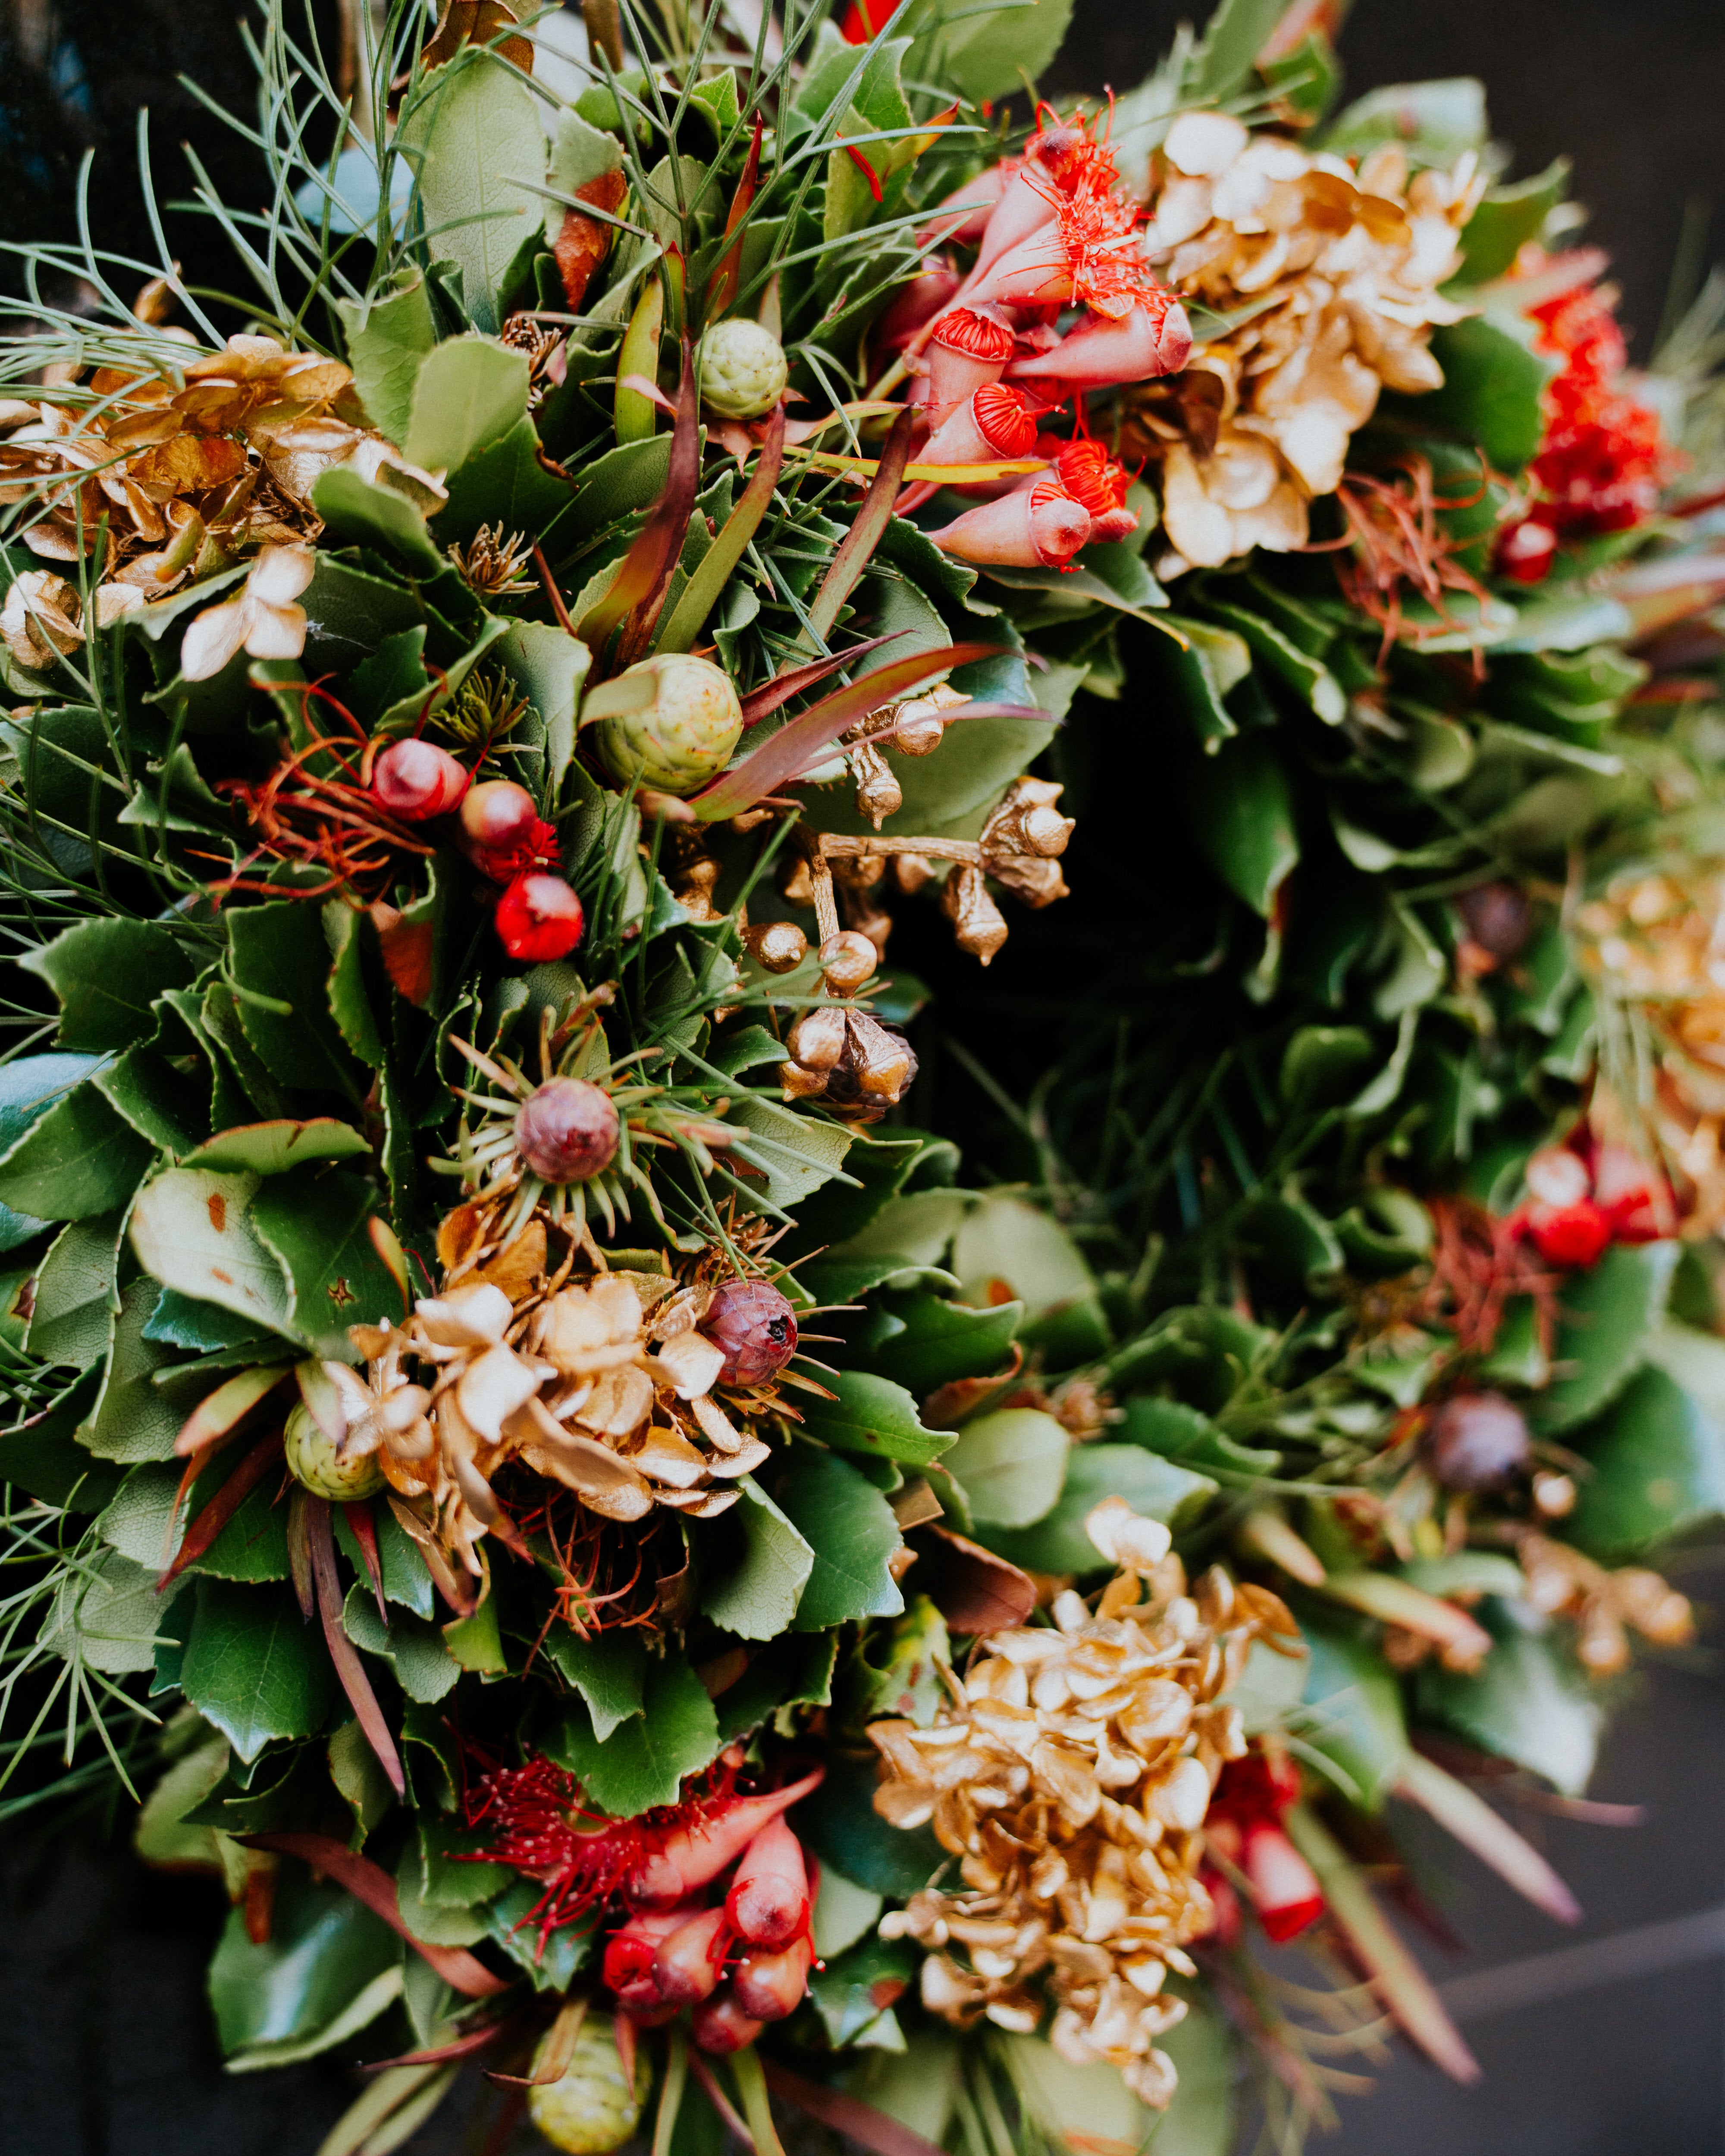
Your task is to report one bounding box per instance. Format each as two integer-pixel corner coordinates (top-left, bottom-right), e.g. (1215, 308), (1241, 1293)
(1574, 868), (1725, 1232)
(1517, 1529), (1693, 1677)
(319, 1209), (800, 1576)
(1124, 110), (1484, 568)
(870, 1497), (1300, 2109)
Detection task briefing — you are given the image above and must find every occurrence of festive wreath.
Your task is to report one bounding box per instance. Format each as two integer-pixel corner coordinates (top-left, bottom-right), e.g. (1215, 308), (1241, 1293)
(4, 0), (1724, 2150)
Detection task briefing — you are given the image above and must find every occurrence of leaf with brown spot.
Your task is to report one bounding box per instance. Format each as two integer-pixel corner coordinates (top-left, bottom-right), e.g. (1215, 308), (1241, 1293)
(909, 1524), (1036, 1635)
(554, 169), (629, 312)
(423, 0), (534, 72)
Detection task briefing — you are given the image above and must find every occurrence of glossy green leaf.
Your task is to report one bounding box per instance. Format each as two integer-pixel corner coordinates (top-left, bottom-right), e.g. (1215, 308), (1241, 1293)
(801, 1754), (943, 1896)
(499, 620), (590, 797)
(809, 1934), (915, 2047)
(310, 464), (444, 578)
(344, 1583), (460, 1702)
(335, 1502), (433, 1619)
(208, 1867), (399, 2064)
(987, 1444), (1217, 1572)
(951, 1193), (1108, 1364)
(939, 1409), (1068, 1529)
(398, 59), (546, 335)
(1322, 75), (1488, 160)
(19, 918), (195, 1051)
(0, 1081), (151, 1222)
(181, 1578), (335, 1763)
(1181, 730), (1299, 918)
(1419, 1608), (1602, 1795)
(545, 1652), (721, 1813)
(417, 1812), (510, 1907)
(861, 1291), (1021, 1396)
(92, 1041), (210, 1157)
(725, 1098), (854, 1213)
(539, 1624), (647, 1741)
(794, 1369), (956, 1470)
(772, 1448), (906, 1631)
(179, 1119), (372, 1175)
(1300, 1622), (1408, 1807)
(716, 1630), (838, 1742)
(79, 1277), (209, 1463)
(701, 1474), (816, 1641)
(252, 1168), (403, 1356)
(44, 1548), (178, 1674)
(130, 1168), (295, 1341)
(226, 902), (364, 1099)
(27, 1211), (123, 1369)
(1397, 316), (1556, 474)
(1565, 1362), (1725, 1558)
(915, 0), (1073, 102)
(336, 266), (440, 443)
(1534, 1241), (1678, 1434)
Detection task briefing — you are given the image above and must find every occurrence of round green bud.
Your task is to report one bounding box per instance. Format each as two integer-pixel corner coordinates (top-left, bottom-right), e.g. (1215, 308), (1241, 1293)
(283, 1401), (386, 1502)
(527, 2013), (649, 2154)
(587, 652), (744, 796)
(697, 318), (788, 419)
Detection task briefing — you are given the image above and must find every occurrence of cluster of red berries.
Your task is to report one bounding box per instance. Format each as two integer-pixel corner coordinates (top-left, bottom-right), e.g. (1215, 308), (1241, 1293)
(1496, 274), (1666, 584)
(370, 739), (583, 962)
(1515, 1137), (1667, 1269)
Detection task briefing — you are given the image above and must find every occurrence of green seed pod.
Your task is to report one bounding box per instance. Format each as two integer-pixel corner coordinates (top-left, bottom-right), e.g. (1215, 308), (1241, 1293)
(587, 652), (743, 796)
(697, 319), (788, 419)
(527, 2012), (650, 2154)
(282, 1401), (385, 1501)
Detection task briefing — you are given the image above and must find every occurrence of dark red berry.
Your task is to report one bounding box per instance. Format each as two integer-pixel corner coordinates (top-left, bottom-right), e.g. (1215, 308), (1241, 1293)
(371, 737), (470, 820)
(699, 1279), (798, 1387)
(1525, 1200), (1612, 1269)
(1424, 1391), (1533, 1492)
(496, 874), (584, 962)
(514, 1076), (619, 1183)
(1456, 879), (1533, 959)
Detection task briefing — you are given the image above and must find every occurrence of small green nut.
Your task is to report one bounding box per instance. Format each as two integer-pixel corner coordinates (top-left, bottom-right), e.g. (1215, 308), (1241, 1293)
(283, 1401), (385, 1502)
(587, 652), (743, 796)
(697, 318), (788, 419)
(527, 2012), (649, 2154)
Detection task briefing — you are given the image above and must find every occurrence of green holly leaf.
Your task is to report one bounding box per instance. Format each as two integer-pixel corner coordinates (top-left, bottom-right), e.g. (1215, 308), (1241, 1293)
(19, 918), (196, 1052)
(226, 902), (364, 1100)
(951, 1193), (1109, 1366)
(417, 1813), (511, 1907)
(1300, 1622), (1409, 1807)
(725, 1099), (855, 1214)
(809, 1934), (916, 2048)
(1534, 1241), (1678, 1435)
(1392, 316), (1556, 475)
(130, 1168), (295, 1342)
(180, 1579), (335, 1763)
(701, 1475), (816, 1641)
(716, 1631), (838, 1742)
(44, 1548), (179, 1674)
(1180, 730), (1299, 919)
(0, 1082), (152, 1223)
(402, 333), (529, 480)
(1565, 1360), (1725, 1558)
(343, 1583), (460, 1702)
(79, 1278), (211, 1463)
(179, 1120), (373, 1175)
(770, 1448), (906, 1632)
(252, 1168), (403, 1356)
(311, 464), (444, 578)
(92, 1041), (211, 1157)
(539, 1625), (648, 1741)
(858, 1290), (1021, 1397)
(26, 1212), (124, 1369)
(913, 0), (1073, 103)
(544, 1652), (721, 1813)
(182, 1441), (292, 1582)
(801, 1753), (943, 1896)
(335, 1503), (433, 1619)
(795, 1369), (956, 1471)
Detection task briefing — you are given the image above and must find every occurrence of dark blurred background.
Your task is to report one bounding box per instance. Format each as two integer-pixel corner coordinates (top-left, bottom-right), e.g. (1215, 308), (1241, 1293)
(3, 2), (1725, 2152)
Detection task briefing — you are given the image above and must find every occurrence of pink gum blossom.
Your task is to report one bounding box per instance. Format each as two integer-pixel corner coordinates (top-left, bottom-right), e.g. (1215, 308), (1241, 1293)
(1009, 295), (1193, 387)
(917, 305), (1017, 422)
(916, 159), (1016, 254)
(930, 482), (1091, 568)
(920, 387), (1038, 469)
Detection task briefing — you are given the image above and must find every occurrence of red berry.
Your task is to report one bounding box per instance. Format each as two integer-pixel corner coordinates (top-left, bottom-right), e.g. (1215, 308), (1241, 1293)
(1526, 1199), (1612, 1270)
(461, 780), (558, 881)
(1243, 1824), (1324, 1944)
(699, 1279), (799, 1387)
(371, 737), (470, 820)
(495, 873), (584, 962)
(514, 1076), (619, 1183)
(1424, 1391), (1533, 1492)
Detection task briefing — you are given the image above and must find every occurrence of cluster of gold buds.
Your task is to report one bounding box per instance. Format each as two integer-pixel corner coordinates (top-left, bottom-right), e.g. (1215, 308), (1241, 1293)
(871, 1496), (1302, 2110)
(1120, 111), (1484, 569)
(1517, 1529), (1694, 1678)
(1573, 868), (1725, 1232)
(448, 522), (538, 599)
(779, 1000), (919, 1123)
(0, 567), (137, 669)
(0, 330), (440, 630)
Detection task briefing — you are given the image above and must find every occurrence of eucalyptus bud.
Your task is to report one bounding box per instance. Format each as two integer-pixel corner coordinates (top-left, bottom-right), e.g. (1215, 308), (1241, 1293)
(740, 921), (807, 974)
(587, 653), (744, 796)
(819, 929), (878, 994)
(700, 1279), (799, 1386)
(697, 319), (789, 419)
(284, 1401), (385, 1501)
(941, 862), (1009, 963)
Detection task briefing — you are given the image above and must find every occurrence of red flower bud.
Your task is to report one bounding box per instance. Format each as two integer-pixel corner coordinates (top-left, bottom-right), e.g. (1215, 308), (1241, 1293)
(495, 873), (585, 962)
(690, 1987), (763, 2055)
(1525, 1199), (1613, 1270)
(729, 1935), (813, 2021)
(652, 1906), (731, 2006)
(461, 779), (558, 881)
(699, 1279), (799, 1388)
(371, 737), (469, 820)
(514, 1075), (619, 1183)
(1242, 1824), (1324, 1944)
(725, 1817), (809, 1948)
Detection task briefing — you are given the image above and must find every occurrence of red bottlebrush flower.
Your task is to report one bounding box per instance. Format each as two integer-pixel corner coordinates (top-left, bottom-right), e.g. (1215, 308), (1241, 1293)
(920, 304), (1019, 418)
(1008, 289), (1192, 388)
(1202, 1749), (1324, 1944)
(370, 737), (470, 821)
(921, 382), (1042, 469)
(690, 1988), (763, 2054)
(496, 873), (585, 962)
(1494, 270), (1667, 582)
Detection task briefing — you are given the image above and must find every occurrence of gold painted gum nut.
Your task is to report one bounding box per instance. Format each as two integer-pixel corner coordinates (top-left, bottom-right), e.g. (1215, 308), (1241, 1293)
(587, 653), (744, 796)
(741, 921), (808, 974)
(696, 319), (789, 420)
(283, 1401), (385, 1501)
(819, 929), (878, 993)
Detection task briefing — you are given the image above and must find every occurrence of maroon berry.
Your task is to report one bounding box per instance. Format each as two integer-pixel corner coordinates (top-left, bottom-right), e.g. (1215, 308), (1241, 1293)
(496, 873), (584, 962)
(461, 777), (539, 850)
(1455, 880), (1532, 960)
(699, 1279), (798, 1387)
(371, 737), (469, 820)
(514, 1076), (619, 1183)
(1424, 1392), (1532, 1492)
